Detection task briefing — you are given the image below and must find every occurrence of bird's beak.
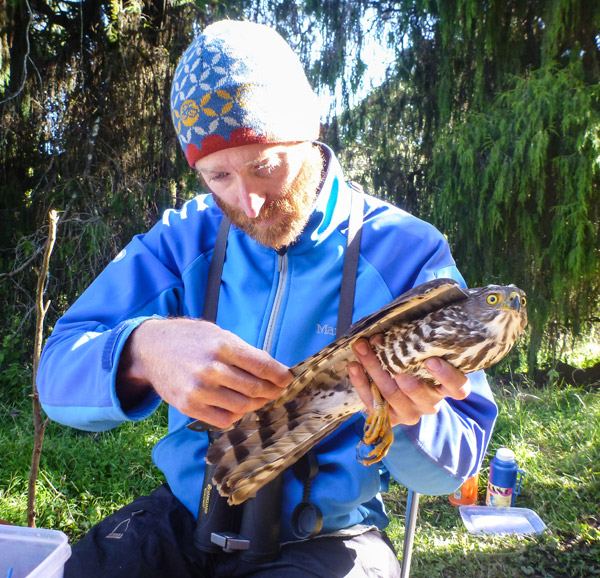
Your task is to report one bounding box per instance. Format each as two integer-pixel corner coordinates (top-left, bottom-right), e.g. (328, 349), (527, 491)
(508, 292), (521, 312)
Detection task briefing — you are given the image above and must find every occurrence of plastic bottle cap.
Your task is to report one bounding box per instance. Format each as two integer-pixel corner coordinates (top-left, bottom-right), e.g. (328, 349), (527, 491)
(496, 447), (516, 462)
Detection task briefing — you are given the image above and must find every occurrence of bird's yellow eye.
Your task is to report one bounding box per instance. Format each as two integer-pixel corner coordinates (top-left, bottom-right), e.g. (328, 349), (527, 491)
(520, 296), (527, 307)
(486, 294), (500, 305)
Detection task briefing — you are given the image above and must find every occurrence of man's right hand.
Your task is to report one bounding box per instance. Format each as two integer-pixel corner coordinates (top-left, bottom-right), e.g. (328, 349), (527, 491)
(116, 318), (293, 428)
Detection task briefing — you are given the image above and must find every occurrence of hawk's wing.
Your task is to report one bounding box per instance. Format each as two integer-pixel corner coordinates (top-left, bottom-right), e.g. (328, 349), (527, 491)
(278, 278), (467, 405)
(202, 278), (467, 504)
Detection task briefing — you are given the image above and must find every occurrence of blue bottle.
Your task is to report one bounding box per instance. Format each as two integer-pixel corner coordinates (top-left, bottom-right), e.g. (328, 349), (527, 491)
(485, 448), (524, 507)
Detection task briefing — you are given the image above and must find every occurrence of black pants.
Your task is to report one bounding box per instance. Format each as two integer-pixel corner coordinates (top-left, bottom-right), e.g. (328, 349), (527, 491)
(65, 485), (401, 577)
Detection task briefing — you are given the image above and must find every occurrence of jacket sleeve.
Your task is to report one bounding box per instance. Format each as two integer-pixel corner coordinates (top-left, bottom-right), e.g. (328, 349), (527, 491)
(37, 230), (187, 432)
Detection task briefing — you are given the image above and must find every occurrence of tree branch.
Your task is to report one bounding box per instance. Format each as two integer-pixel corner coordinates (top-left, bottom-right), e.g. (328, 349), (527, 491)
(0, 245), (44, 280)
(27, 209), (58, 528)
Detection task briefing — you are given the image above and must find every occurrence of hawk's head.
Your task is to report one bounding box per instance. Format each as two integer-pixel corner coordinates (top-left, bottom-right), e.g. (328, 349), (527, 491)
(468, 284), (528, 341)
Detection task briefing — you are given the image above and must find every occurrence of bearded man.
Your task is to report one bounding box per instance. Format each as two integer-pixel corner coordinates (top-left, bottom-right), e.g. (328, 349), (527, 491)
(38, 20), (498, 578)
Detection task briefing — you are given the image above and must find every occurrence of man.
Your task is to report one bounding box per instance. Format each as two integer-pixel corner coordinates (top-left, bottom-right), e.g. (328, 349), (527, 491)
(38, 20), (497, 577)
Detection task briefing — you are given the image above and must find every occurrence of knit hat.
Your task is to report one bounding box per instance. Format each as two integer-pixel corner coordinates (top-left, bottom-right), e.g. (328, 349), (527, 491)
(171, 20), (322, 167)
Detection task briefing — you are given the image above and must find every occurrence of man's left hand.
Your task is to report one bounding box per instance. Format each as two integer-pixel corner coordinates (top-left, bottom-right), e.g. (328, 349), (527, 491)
(347, 336), (471, 427)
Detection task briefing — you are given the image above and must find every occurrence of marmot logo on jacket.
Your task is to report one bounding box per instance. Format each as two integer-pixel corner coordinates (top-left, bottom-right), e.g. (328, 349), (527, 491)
(316, 323), (336, 336)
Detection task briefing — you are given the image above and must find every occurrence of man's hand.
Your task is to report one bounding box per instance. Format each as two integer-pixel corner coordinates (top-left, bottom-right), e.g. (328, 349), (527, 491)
(117, 318), (293, 428)
(347, 335), (471, 427)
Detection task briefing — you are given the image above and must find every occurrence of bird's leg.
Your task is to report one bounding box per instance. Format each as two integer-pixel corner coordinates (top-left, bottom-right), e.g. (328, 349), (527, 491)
(362, 382), (387, 444)
(357, 382), (394, 466)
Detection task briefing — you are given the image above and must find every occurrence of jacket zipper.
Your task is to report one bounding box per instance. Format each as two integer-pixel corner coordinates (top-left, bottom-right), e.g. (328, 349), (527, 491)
(262, 251), (288, 353)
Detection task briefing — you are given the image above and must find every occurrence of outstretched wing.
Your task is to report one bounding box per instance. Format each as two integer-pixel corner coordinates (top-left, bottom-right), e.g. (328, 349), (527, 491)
(203, 278), (468, 504)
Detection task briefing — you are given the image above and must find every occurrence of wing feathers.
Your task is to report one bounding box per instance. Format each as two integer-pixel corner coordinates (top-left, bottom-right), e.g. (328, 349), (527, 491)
(276, 279), (464, 407)
(206, 279), (467, 503)
(207, 378), (363, 504)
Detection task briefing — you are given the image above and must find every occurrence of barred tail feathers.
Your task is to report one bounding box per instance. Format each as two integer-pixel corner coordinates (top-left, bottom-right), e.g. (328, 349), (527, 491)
(206, 375), (363, 504)
(213, 411), (352, 504)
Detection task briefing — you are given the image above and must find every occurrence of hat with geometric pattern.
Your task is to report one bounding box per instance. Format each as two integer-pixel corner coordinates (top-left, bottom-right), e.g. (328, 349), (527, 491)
(171, 20), (322, 167)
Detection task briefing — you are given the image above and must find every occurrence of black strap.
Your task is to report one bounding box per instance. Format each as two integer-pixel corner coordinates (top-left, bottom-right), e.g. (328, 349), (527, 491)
(202, 215), (231, 323)
(290, 183), (363, 539)
(336, 183), (364, 335)
(194, 216), (237, 555)
(202, 185), (363, 332)
(194, 186), (365, 550)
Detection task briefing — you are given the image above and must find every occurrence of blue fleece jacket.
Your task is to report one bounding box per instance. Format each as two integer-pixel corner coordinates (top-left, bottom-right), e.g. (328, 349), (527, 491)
(38, 145), (497, 541)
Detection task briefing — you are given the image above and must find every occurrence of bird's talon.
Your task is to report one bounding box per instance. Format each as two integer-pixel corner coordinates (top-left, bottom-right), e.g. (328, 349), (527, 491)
(362, 383), (389, 444)
(362, 413), (380, 444)
(356, 433), (394, 465)
(356, 442), (381, 465)
(357, 383), (394, 465)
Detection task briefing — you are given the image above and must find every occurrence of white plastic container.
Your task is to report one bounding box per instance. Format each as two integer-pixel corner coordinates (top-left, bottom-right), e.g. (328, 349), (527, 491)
(0, 525), (71, 578)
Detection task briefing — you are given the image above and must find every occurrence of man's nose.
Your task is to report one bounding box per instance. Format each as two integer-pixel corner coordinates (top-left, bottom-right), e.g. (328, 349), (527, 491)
(238, 180), (266, 218)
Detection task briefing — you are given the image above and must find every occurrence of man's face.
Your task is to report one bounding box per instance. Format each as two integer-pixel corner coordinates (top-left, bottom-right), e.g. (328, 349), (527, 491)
(195, 143), (323, 249)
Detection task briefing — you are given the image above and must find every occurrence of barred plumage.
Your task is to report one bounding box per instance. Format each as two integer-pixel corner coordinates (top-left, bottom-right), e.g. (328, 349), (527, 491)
(202, 278), (527, 504)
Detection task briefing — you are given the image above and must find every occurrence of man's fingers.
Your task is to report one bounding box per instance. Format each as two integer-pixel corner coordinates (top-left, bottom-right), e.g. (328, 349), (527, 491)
(190, 361), (279, 413)
(205, 386), (271, 415)
(124, 318), (294, 424)
(182, 384), (271, 427)
(425, 357), (471, 400)
(209, 362), (288, 401)
(190, 404), (246, 430)
(351, 339), (395, 391)
(222, 337), (293, 389)
(350, 339), (472, 428)
(347, 361), (374, 411)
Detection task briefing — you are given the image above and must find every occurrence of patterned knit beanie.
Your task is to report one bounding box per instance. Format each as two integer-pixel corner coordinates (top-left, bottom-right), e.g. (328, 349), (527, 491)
(171, 20), (322, 167)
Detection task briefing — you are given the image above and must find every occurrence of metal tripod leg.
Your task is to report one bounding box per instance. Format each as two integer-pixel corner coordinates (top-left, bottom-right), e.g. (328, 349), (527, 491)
(400, 490), (420, 578)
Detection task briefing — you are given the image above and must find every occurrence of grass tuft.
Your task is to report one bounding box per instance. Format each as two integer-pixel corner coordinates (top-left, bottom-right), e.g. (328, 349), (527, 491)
(0, 405), (168, 536)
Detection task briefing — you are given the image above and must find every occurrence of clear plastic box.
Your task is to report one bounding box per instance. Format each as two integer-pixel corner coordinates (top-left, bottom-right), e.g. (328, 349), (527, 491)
(0, 525), (71, 578)
(459, 505), (546, 536)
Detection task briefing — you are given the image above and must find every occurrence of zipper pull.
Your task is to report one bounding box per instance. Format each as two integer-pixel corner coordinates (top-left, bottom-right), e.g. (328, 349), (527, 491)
(277, 247), (287, 272)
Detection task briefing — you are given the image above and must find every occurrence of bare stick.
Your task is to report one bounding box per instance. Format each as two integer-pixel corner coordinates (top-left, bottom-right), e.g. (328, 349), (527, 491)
(27, 210), (58, 528)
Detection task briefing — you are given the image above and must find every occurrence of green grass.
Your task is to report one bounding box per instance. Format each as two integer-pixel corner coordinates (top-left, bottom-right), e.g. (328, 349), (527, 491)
(0, 398), (168, 535)
(1, 377), (599, 576)
(386, 381), (600, 577)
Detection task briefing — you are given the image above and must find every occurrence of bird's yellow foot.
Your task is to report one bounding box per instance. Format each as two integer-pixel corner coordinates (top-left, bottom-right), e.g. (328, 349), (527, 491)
(357, 382), (394, 465)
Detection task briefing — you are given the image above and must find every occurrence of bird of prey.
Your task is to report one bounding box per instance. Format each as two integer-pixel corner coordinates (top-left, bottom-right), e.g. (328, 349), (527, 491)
(202, 278), (528, 505)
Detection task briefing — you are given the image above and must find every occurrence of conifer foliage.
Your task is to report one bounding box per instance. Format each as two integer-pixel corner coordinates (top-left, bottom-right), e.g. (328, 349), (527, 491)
(332, 1), (600, 369)
(0, 0), (235, 364)
(1, 0), (598, 372)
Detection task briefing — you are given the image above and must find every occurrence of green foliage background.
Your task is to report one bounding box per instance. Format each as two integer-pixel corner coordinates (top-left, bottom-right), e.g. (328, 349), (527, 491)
(1, 0), (599, 373)
(330, 1), (600, 372)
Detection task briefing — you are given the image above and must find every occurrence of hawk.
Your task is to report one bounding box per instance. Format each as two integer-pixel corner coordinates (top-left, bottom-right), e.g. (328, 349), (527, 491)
(201, 278), (528, 505)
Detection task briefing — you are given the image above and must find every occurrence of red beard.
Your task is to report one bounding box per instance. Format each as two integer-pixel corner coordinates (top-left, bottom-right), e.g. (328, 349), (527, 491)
(213, 145), (324, 250)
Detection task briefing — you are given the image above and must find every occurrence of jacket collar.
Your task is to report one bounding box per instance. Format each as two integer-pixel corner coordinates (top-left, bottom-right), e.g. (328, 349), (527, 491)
(285, 142), (353, 255)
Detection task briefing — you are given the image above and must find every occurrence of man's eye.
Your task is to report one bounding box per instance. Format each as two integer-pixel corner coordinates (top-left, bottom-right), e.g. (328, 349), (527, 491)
(210, 172), (228, 181)
(254, 160), (281, 176)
